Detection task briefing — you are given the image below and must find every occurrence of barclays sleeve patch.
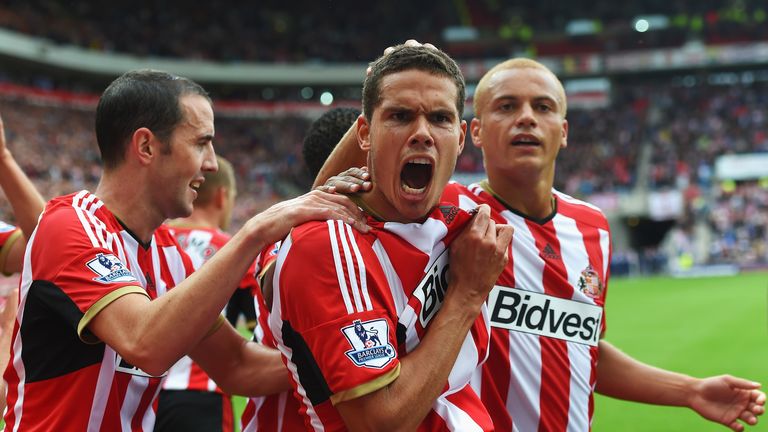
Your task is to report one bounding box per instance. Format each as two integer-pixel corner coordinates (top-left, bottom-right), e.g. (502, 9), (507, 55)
(86, 253), (138, 284)
(341, 318), (396, 369)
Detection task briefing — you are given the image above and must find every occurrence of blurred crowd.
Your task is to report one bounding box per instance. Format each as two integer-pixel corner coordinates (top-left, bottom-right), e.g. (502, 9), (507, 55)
(0, 0), (766, 62)
(0, 97), (314, 231)
(3, 70), (768, 270)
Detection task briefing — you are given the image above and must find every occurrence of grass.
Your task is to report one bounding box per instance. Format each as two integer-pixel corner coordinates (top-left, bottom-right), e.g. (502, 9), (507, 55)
(592, 272), (768, 431)
(231, 272), (768, 431)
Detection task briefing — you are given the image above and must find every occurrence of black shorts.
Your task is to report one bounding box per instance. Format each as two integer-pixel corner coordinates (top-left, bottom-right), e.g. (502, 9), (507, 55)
(154, 390), (233, 432)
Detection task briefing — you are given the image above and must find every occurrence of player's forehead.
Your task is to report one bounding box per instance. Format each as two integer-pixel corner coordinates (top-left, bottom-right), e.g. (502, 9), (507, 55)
(487, 68), (563, 106)
(376, 69), (459, 114)
(177, 94), (214, 135)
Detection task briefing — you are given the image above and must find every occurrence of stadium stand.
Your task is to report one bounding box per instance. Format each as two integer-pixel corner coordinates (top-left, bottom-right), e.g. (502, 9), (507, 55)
(2, 0), (768, 275)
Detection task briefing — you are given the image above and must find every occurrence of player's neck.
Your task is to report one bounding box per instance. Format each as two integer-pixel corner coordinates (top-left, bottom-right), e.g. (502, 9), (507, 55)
(484, 174), (555, 220)
(353, 192), (429, 225)
(95, 171), (164, 243)
(170, 208), (220, 229)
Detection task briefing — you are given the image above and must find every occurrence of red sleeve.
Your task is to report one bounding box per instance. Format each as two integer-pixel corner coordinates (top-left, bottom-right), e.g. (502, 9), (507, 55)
(31, 206), (142, 316)
(278, 221), (400, 397)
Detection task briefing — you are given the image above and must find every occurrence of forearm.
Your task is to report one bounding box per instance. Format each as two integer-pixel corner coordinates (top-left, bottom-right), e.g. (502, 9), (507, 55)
(338, 292), (482, 431)
(596, 340), (696, 407)
(192, 324), (291, 397)
(313, 123), (367, 188)
(0, 149), (46, 238)
(91, 227), (266, 374)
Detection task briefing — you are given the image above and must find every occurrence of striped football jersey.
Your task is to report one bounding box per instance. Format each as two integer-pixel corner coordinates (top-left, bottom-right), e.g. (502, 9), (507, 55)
(4, 191), (195, 431)
(270, 204), (493, 431)
(445, 182), (611, 432)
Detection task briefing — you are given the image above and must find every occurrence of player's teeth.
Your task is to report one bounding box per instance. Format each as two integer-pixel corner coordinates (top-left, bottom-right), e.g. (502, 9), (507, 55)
(401, 183), (426, 194)
(410, 158), (430, 165)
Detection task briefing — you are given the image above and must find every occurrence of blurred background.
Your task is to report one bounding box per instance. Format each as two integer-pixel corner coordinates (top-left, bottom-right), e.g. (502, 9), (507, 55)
(0, 1), (765, 430)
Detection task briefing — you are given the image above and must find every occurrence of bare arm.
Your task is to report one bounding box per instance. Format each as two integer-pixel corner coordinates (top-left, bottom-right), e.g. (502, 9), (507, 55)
(0, 115), (46, 238)
(312, 122), (368, 189)
(190, 321), (290, 396)
(597, 340), (765, 431)
(88, 190), (369, 376)
(336, 205), (513, 431)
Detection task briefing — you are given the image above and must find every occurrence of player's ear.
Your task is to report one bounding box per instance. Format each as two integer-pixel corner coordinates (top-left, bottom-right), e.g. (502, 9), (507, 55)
(457, 119), (467, 155)
(132, 127), (156, 166)
(357, 115), (371, 151)
(560, 119), (568, 149)
(470, 118), (482, 149)
(215, 186), (227, 209)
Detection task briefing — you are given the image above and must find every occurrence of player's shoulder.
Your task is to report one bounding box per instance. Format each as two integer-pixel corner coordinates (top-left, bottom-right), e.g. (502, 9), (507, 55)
(36, 191), (111, 241)
(155, 224), (186, 248)
(553, 189), (610, 230)
(290, 219), (368, 244)
(283, 220), (374, 271)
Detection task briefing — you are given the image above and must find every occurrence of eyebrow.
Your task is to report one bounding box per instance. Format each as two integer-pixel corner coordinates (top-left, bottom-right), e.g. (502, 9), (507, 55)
(495, 95), (559, 105)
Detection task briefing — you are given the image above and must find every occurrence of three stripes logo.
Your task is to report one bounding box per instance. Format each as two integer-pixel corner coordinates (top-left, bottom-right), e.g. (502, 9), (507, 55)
(540, 243), (560, 260)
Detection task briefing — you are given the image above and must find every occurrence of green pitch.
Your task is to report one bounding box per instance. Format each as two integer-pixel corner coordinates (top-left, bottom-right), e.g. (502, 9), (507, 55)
(593, 272), (768, 431)
(233, 272), (768, 431)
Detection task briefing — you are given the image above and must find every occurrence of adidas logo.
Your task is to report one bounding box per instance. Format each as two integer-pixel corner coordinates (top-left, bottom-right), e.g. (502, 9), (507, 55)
(540, 243), (561, 260)
(439, 206), (459, 224)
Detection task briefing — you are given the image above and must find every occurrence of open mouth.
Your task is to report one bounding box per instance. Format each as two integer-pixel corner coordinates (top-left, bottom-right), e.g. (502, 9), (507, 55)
(400, 158), (433, 194)
(190, 178), (204, 193)
(511, 135), (541, 146)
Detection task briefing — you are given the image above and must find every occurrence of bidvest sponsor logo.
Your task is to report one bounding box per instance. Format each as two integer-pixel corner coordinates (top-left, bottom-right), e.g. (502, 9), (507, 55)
(413, 249), (450, 327)
(488, 286), (602, 346)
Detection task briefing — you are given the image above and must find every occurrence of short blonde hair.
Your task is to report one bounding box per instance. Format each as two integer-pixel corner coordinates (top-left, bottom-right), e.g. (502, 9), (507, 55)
(194, 155), (235, 206)
(473, 58), (567, 118)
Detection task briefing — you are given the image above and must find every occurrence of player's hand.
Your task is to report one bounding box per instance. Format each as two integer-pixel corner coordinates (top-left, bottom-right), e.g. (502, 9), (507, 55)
(315, 167), (371, 195)
(448, 204), (512, 307)
(689, 375), (765, 431)
(248, 189), (369, 243)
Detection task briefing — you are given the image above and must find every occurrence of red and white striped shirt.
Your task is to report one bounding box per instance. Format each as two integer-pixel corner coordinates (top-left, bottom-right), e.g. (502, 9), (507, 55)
(162, 225), (257, 396)
(445, 182), (611, 432)
(0, 220), (22, 276)
(270, 205), (493, 431)
(4, 191), (195, 431)
(240, 242), (305, 432)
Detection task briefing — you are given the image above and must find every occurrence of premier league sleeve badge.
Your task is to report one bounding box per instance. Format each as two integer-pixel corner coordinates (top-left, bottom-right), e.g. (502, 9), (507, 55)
(341, 318), (396, 369)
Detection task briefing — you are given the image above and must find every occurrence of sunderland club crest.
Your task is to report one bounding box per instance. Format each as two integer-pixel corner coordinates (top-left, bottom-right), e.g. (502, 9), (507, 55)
(577, 265), (603, 298)
(341, 319), (395, 369)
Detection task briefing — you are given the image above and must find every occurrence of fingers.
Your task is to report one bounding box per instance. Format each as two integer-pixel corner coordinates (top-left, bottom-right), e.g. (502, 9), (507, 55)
(725, 375), (762, 390)
(739, 409), (758, 426)
(309, 190), (369, 232)
(496, 224), (514, 254)
(383, 39), (438, 56)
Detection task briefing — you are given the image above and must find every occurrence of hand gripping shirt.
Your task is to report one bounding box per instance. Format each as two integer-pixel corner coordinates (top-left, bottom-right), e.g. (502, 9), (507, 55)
(444, 182), (611, 432)
(3, 191), (195, 431)
(240, 242), (305, 432)
(269, 204), (493, 432)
